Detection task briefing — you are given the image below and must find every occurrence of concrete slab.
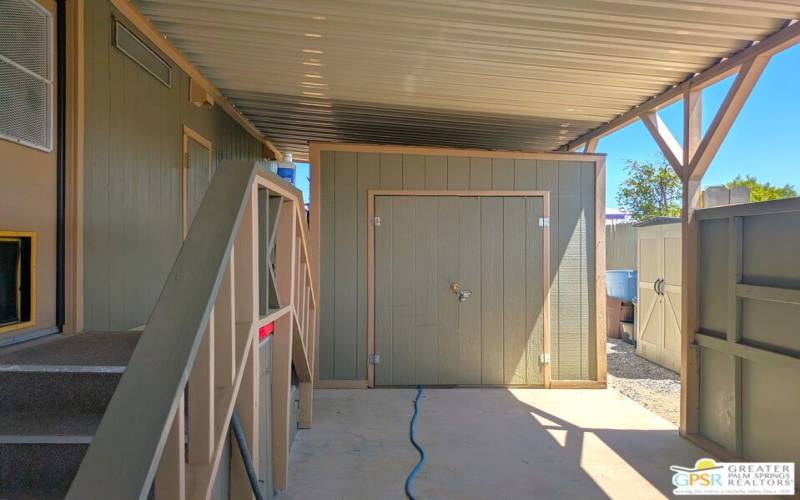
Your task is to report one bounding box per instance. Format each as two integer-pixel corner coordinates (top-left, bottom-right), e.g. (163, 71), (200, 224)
(284, 388), (708, 499)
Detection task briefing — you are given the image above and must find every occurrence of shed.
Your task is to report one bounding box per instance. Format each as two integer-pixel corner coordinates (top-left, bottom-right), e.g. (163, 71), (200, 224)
(634, 217), (682, 372)
(310, 143), (605, 388)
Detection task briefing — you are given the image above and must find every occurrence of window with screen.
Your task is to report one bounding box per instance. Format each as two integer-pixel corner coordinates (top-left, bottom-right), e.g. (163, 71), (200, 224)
(0, 233), (34, 331)
(0, 0), (53, 152)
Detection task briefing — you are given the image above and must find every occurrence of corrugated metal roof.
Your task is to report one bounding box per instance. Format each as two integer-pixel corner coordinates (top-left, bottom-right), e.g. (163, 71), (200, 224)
(134, 0), (798, 161)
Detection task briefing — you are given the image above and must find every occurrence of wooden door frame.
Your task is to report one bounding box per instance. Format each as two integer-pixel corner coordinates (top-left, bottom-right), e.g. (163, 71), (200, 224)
(181, 125), (213, 237)
(366, 189), (551, 388)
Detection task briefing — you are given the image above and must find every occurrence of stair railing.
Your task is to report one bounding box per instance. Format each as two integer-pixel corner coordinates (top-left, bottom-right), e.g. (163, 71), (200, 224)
(67, 160), (317, 499)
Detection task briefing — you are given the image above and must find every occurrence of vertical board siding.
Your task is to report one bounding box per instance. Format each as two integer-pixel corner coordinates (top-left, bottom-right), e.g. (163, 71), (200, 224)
(333, 152), (358, 379)
(356, 153), (380, 380)
(390, 196), (415, 385)
(480, 197), (504, 384)
(503, 198), (527, 383)
(318, 151), (336, 380)
(414, 197), (439, 384)
(436, 197), (461, 383)
(319, 152), (597, 382)
(83, 0), (262, 331)
(458, 197), (482, 384)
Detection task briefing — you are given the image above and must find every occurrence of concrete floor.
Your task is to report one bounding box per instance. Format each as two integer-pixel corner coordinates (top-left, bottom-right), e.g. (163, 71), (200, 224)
(284, 388), (708, 500)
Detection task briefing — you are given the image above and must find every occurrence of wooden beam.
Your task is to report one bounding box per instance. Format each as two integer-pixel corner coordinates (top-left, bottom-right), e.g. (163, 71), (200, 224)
(271, 314), (293, 492)
(214, 256), (236, 388)
(641, 112), (683, 175)
(562, 20), (800, 152)
(154, 395), (185, 500)
(695, 332), (800, 372)
(727, 217), (743, 456)
(188, 315), (215, 466)
(230, 336), (259, 500)
(584, 137), (599, 153)
(680, 177), (702, 436)
(737, 283), (800, 305)
(683, 88), (702, 177)
(689, 56), (770, 180)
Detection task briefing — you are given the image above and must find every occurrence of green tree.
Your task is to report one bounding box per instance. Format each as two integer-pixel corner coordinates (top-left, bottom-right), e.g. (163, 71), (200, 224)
(616, 156), (681, 221)
(724, 175), (796, 202)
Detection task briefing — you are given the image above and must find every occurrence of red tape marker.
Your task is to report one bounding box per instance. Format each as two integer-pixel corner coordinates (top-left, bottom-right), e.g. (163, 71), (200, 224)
(259, 322), (274, 341)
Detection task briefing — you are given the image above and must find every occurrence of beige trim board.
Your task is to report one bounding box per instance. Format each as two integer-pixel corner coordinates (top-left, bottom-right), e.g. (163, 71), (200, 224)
(64, 0), (84, 334)
(316, 379), (369, 389)
(109, 0), (282, 160)
(549, 380), (607, 389)
(367, 189), (551, 388)
(181, 126), (213, 237)
(309, 142), (605, 163)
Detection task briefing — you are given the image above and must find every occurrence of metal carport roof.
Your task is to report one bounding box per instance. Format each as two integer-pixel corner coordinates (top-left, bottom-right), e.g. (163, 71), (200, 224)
(133, 0), (799, 161)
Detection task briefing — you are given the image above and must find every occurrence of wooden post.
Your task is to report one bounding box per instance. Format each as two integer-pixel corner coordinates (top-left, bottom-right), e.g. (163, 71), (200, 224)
(680, 177), (701, 436)
(215, 254), (236, 388)
(230, 187), (260, 497)
(727, 216), (743, 455)
(154, 395), (186, 500)
(231, 337), (259, 500)
(271, 314), (294, 491)
(188, 313), (215, 465)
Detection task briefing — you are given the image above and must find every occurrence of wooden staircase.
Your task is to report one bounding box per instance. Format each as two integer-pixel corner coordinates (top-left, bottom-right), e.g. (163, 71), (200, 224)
(0, 332), (140, 499)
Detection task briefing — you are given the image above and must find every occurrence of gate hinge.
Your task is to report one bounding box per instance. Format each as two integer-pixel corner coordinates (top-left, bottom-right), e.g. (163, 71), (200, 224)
(371, 216), (381, 226)
(538, 217), (550, 227)
(368, 353), (381, 365)
(539, 353), (551, 364)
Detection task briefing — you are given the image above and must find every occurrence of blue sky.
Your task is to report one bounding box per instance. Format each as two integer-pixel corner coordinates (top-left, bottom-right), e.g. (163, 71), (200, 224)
(602, 44), (800, 209)
(292, 44), (799, 209)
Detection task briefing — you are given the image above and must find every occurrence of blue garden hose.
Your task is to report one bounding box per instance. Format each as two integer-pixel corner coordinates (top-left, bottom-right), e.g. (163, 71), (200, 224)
(405, 385), (426, 500)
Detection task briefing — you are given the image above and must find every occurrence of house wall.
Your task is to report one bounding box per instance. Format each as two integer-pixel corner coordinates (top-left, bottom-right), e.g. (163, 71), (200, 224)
(313, 145), (602, 383)
(82, 0), (263, 330)
(0, 0), (57, 342)
(695, 199), (800, 468)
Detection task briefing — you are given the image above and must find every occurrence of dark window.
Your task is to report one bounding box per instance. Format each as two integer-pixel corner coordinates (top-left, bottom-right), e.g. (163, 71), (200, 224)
(0, 235), (33, 328)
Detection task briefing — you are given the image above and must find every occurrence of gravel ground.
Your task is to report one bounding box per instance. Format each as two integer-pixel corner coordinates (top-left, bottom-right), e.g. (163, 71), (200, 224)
(606, 338), (681, 426)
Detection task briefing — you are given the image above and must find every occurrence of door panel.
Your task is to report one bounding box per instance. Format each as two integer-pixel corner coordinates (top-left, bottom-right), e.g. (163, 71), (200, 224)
(480, 197), (504, 384)
(183, 131), (212, 237)
(458, 197), (482, 384)
(390, 196), (415, 385)
(413, 196), (438, 384)
(503, 197), (527, 384)
(375, 195), (544, 385)
(436, 197), (461, 383)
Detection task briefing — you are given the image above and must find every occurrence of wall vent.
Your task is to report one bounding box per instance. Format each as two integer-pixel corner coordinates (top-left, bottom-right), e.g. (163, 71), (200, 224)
(113, 19), (172, 87)
(0, 0), (53, 152)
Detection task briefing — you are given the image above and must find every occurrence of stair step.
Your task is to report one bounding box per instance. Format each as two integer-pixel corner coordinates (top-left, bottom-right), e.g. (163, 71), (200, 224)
(0, 439), (90, 497)
(0, 331), (142, 498)
(0, 367), (124, 416)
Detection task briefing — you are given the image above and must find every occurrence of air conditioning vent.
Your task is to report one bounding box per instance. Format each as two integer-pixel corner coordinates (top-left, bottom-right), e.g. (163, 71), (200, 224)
(114, 19), (172, 87)
(0, 0), (52, 152)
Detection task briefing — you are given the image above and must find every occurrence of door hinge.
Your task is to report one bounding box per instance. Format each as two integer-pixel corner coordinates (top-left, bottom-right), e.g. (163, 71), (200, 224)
(538, 217), (550, 227)
(539, 353), (551, 364)
(368, 353), (381, 365)
(371, 216), (381, 226)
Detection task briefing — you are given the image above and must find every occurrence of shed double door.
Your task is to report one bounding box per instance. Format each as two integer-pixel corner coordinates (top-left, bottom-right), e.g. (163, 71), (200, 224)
(636, 223), (682, 372)
(374, 195), (546, 386)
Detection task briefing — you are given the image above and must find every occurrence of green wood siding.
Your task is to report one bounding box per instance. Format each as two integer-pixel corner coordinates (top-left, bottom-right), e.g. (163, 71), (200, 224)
(318, 151), (598, 382)
(83, 0), (262, 330)
(697, 205), (800, 468)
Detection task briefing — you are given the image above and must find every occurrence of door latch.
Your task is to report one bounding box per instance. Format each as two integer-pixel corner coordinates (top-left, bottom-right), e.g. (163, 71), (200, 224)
(450, 281), (472, 302)
(371, 216), (381, 226)
(368, 354), (381, 365)
(539, 353), (551, 364)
